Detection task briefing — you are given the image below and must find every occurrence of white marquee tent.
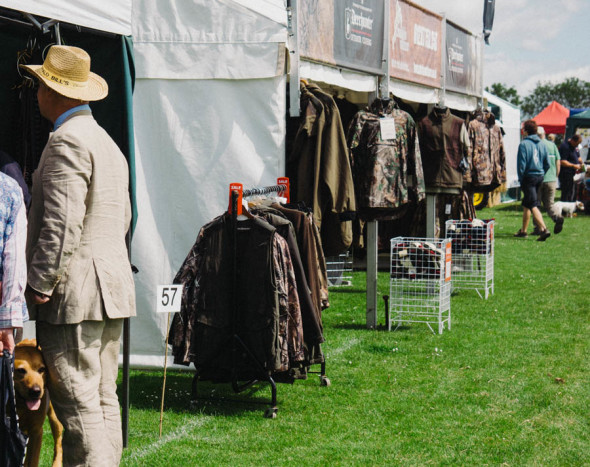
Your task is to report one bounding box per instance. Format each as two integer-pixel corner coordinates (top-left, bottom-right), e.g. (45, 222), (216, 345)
(2, 0), (289, 369)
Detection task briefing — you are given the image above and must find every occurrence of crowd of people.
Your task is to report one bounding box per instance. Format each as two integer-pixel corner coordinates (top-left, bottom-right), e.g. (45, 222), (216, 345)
(0, 45), (135, 466)
(515, 119), (586, 240)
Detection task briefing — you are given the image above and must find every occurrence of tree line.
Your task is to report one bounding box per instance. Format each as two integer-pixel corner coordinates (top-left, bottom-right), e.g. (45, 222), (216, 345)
(485, 78), (590, 119)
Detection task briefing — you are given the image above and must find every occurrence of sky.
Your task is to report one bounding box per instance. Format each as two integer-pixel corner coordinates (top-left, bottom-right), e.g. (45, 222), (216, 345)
(411, 0), (590, 98)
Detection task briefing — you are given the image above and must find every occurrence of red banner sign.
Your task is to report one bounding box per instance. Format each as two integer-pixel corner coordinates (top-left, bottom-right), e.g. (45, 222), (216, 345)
(389, 0), (442, 88)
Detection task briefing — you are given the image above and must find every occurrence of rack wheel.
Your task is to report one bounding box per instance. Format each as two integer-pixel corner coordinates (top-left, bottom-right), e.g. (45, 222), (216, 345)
(264, 407), (278, 419)
(320, 376), (331, 387)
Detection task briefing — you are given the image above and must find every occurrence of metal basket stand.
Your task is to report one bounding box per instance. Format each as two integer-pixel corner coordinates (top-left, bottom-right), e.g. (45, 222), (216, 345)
(389, 237), (452, 334)
(445, 219), (494, 299)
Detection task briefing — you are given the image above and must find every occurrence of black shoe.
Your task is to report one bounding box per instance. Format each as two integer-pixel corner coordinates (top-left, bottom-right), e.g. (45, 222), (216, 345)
(537, 230), (551, 241)
(554, 217), (564, 234)
(514, 230), (528, 238)
(531, 227), (541, 236)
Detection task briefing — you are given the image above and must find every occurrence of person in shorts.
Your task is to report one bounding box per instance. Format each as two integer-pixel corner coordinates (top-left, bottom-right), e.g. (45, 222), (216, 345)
(515, 120), (551, 241)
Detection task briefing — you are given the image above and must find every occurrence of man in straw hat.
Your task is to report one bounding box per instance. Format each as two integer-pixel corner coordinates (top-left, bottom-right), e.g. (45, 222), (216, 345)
(22, 45), (136, 466)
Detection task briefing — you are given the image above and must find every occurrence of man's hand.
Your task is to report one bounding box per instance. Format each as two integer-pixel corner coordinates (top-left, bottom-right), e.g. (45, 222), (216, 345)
(25, 285), (50, 305)
(0, 327), (16, 354)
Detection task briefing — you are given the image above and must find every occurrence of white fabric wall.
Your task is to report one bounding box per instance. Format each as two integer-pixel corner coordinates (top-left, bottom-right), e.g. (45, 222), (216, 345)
(129, 0), (287, 368)
(130, 77), (286, 368)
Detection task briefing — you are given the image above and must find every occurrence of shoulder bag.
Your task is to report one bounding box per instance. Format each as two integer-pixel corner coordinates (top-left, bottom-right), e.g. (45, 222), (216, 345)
(1, 349), (27, 467)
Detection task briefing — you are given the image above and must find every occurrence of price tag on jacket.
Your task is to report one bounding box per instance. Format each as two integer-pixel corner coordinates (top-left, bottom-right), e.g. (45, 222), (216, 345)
(156, 285), (183, 313)
(379, 117), (396, 140)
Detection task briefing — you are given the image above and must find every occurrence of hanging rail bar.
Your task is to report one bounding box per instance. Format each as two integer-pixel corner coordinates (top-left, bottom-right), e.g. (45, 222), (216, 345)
(228, 178), (290, 214)
(243, 184), (287, 198)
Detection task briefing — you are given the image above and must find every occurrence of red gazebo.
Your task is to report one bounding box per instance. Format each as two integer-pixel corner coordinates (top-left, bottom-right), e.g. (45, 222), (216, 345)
(533, 101), (570, 134)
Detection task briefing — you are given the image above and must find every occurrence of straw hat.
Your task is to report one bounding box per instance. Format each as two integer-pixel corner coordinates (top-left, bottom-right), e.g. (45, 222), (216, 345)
(21, 45), (108, 101)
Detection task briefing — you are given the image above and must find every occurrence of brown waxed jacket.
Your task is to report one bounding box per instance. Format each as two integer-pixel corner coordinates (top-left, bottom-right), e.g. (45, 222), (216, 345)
(287, 83), (356, 256)
(418, 107), (470, 189)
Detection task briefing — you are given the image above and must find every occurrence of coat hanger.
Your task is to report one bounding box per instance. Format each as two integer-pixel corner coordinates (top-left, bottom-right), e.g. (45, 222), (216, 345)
(237, 211), (255, 221)
(237, 198), (255, 221)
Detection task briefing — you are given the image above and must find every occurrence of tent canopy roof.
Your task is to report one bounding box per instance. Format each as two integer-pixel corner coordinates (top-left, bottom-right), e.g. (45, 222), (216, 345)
(569, 108), (590, 120)
(565, 108), (590, 139)
(533, 100), (570, 134)
(0, 0), (132, 35)
(132, 0), (287, 80)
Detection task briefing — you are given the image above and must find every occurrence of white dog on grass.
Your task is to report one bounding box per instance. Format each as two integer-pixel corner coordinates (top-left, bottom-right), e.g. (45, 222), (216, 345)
(553, 201), (585, 217)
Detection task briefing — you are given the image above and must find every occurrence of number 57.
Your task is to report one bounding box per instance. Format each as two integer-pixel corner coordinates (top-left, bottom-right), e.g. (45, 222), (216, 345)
(161, 287), (177, 306)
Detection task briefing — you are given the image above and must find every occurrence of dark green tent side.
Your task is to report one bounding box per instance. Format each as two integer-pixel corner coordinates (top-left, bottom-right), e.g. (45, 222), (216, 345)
(0, 14), (137, 233)
(565, 109), (590, 141)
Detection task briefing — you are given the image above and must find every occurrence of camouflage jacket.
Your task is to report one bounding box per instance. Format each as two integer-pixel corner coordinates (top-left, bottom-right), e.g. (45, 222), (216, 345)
(168, 213), (304, 375)
(347, 99), (425, 219)
(468, 112), (506, 190)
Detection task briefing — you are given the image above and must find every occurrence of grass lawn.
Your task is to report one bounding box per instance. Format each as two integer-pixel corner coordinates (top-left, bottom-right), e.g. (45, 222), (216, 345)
(39, 201), (589, 466)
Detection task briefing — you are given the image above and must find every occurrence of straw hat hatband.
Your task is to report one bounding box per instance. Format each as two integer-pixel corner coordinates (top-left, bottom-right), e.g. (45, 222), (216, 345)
(21, 45), (108, 101)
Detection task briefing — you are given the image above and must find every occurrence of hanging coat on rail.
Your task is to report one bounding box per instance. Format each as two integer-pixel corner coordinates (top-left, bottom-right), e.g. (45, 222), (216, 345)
(417, 106), (470, 190)
(252, 206), (325, 366)
(467, 111), (506, 191)
(287, 83), (356, 256)
(347, 98), (426, 220)
(168, 213), (304, 380)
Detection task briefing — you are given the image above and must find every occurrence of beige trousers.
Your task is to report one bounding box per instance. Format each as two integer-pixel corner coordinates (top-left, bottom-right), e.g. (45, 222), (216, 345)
(538, 181), (559, 222)
(37, 318), (123, 467)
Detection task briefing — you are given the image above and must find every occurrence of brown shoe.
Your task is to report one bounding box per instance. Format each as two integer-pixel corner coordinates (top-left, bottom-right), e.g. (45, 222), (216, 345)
(554, 217), (564, 234)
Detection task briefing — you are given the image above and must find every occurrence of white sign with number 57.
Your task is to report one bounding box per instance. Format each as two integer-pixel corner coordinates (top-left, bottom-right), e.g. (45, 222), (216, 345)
(156, 285), (183, 313)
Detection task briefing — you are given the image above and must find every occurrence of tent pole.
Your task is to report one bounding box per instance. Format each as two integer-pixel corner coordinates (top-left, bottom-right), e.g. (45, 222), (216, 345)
(122, 317), (130, 447)
(123, 225), (132, 448)
(287, 0), (300, 118)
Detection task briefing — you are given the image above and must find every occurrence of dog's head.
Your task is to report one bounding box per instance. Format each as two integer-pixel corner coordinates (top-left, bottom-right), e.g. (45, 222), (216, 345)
(576, 201), (585, 211)
(14, 339), (47, 412)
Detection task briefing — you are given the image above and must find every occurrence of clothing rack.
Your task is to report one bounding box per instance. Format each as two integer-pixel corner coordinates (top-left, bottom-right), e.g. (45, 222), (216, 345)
(192, 179), (290, 418)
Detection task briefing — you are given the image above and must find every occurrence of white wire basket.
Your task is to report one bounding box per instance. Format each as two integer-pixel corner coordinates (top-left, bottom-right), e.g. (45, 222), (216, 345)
(445, 219), (495, 299)
(389, 237), (452, 334)
(326, 251), (353, 287)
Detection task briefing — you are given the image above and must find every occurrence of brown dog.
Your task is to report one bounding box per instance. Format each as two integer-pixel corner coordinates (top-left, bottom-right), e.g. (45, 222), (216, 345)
(13, 339), (63, 467)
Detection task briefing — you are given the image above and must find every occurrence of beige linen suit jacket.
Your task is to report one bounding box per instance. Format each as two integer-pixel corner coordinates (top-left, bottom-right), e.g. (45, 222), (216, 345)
(26, 110), (136, 324)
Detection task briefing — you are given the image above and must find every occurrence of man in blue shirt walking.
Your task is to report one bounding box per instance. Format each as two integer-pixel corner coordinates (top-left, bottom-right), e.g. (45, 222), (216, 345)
(515, 120), (551, 241)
